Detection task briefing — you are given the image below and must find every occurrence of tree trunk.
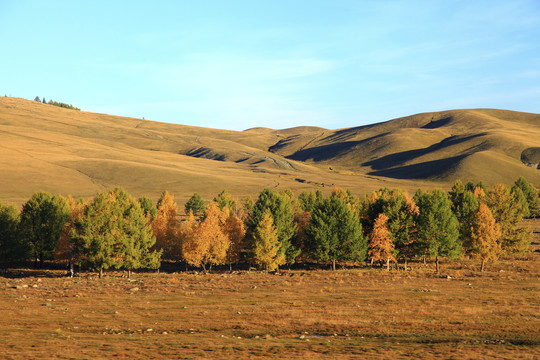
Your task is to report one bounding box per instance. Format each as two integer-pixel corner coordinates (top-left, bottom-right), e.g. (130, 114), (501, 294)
(370, 258), (374, 266)
(229, 262), (232, 273)
(99, 266), (103, 279)
(435, 256), (440, 275)
(201, 263), (207, 274)
(69, 261), (74, 278)
(423, 255), (427, 266)
(386, 257), (390, 271)
(481, 259), (485, 272)
(127, 269), (132, 279)
(404, 258), (408, 271)
(332, 259), (336, 271)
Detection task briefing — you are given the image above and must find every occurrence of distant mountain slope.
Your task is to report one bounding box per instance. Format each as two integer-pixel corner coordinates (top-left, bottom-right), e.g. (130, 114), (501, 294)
(270, 109), (540, 183)
(0, 97), (537, 204)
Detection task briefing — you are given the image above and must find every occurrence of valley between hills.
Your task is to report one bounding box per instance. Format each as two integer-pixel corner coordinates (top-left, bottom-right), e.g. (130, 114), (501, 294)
(0, 97), (538, 205)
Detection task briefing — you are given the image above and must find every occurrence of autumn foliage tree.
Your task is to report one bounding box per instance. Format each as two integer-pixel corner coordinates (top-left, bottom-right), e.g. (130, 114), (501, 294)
(54, 196), (86, 276)
(221, 206), (246, 271)
(368, 213), (395, 271)
(485, 184), (530, 254)
(363, 188), (419, 266)
(251, 209), (283, 271)
(152, 191), (180, 259)
(469, 203), (501, 271)
(182, 202), (230, 272)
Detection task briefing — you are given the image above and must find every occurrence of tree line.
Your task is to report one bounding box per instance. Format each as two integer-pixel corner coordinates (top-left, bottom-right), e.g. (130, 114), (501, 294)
(34, 96), (80, 111)
(0, 177), (538, 276)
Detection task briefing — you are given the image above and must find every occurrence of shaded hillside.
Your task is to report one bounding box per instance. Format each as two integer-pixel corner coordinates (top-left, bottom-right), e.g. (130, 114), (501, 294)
(0, 97), (537, 205)
(270, 109), (540, 184)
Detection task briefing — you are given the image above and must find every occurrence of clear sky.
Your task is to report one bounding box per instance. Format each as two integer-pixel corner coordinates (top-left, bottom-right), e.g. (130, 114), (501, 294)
(1, 1), (539, 130)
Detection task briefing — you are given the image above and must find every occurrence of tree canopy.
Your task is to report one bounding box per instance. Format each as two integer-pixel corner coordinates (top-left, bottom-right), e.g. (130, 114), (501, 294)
(19, 192), (70, 267)
(305, 196), (366, 270)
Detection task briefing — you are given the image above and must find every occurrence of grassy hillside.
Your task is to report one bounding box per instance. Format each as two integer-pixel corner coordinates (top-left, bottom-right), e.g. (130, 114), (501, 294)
(0, 97), (537, 205)
(271, 109), (540, 183)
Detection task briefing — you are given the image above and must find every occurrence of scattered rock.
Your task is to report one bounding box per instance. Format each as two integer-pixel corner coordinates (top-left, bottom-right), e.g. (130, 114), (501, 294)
(130, 287), (139, 292)
(146, 328), (153, 332)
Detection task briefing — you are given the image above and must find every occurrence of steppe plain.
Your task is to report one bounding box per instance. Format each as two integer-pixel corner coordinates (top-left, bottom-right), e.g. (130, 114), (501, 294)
(0, 97), (539, 359)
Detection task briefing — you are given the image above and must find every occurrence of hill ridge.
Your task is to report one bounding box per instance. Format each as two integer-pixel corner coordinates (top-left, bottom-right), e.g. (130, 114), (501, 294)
(0, 97), (538, 204)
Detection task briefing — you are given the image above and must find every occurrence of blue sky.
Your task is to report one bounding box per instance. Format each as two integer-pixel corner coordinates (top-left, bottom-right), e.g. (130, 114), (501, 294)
(1, 1), (539, 130)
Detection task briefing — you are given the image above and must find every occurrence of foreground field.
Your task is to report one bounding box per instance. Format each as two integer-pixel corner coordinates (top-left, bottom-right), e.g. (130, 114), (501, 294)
(1, 221), (539, 359)
(1, 264), (538, 359)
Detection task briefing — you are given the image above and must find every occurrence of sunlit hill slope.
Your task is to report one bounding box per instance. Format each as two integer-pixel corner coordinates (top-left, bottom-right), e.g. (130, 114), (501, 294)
(0, 97), (538, 204)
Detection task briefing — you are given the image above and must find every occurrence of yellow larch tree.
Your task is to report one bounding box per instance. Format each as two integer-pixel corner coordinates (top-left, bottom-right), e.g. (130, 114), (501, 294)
(221, 206), (246, 271)
(368, 213), (395, 271)
(182, 202), (230, 273)
(469, 203), (501, 271)
(251, 209), (284, 272)
(152, 191), (180, 260)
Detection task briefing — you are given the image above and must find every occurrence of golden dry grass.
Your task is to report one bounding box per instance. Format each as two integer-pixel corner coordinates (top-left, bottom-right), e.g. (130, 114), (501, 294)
(1, 97), (538, 208)
(0, 97), (437, 206)
(1, 220), (539, 359)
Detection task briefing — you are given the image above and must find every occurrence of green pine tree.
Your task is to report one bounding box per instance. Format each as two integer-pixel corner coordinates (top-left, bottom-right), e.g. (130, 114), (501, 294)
(138, 196), (158, 221)
(415, 189), (461, 274)
(449, 180), (480, 250)
(185, 193), (205, 216)
(305, 196), (366, 270)
(19, 192), (70, 267)
(246, 189), (299, 267)
(513, 177), (540, 217)
(214, 190), (236, 211)
(0, 202), (27, 265)
(73, 188), (161, 278)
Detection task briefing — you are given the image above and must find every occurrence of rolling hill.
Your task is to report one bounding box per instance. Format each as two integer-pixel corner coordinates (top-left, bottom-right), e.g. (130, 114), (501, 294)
(0, 97), (538, 205)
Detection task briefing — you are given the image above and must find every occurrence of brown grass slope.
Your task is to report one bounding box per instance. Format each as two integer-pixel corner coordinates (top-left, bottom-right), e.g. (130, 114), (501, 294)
(271, 109), (540, 184)
(0, 97), (430, 205)
(0, 97), (537, 205)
